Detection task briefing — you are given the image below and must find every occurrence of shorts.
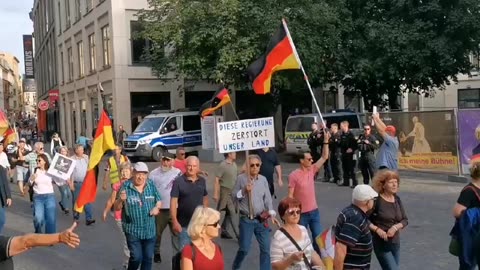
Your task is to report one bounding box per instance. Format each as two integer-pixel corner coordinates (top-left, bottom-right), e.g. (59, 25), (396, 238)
(16, 166), (29, 182)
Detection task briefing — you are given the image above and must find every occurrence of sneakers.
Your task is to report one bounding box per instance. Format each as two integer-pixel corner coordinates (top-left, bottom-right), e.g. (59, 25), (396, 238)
(86, 219), (96, 226)
(154, 253), (161, 263)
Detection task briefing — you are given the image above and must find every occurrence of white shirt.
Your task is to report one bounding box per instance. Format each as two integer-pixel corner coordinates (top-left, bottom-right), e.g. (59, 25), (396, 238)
(0, 152), (10, 169)
(149, 166), (182, 209)
(30, 170), (55, 195)
(271, 225), (315, 270)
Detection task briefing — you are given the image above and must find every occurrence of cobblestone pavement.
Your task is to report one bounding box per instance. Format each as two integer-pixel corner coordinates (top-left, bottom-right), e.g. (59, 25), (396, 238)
(4, 160), (463, 270)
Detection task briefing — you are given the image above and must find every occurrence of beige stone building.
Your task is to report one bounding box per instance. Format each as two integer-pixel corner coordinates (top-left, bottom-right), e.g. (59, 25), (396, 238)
(52, 0), (219, 146)
(0, 52), (24, 119)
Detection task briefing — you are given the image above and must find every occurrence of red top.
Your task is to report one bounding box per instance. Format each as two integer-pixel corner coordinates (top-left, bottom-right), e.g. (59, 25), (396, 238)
(174, 159), (187, 174)
(182, 243), (224, 270)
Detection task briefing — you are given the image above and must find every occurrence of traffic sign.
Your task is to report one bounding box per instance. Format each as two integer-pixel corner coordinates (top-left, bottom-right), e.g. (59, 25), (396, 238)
(38, 100), (49, 111)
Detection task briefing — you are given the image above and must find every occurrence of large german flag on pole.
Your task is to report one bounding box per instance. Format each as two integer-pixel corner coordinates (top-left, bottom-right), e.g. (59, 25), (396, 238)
(74, 110), (116, 213)
(247, 19), (301, 95)
(199, 87), (231, 118)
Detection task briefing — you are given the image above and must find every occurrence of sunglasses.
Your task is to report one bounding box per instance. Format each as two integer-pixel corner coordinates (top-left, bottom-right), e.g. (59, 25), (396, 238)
(178, 153), (185, 156)
(364, 128), (370, 130)
(206, 221), (220, 227)
(36, 159), (42, 163)
(250, 163), (260, 168)
(286, 209), (301, 216)
(162, 158), (172, 161)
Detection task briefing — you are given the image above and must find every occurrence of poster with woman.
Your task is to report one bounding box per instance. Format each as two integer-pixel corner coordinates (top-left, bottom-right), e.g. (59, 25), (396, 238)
(458, 109), (480, 175)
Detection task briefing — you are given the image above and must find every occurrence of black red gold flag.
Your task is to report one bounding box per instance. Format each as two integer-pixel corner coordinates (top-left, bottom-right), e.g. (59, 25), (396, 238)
(199, 87), (231, 118)
(247, 22), (301, 95)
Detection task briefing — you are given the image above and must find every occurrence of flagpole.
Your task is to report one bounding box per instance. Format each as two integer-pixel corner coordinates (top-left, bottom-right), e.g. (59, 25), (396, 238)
(282, 18), (325, 127)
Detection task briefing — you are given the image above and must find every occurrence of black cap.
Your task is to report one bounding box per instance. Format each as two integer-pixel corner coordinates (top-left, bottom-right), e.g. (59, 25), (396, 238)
(161, 152), (175, 160)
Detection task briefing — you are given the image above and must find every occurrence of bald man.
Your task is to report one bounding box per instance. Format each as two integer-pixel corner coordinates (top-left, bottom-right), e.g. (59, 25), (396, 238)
(170, 156), (209, 252)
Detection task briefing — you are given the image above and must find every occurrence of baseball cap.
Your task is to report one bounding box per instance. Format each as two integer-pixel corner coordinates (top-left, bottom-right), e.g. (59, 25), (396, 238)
(161, 152), (175, 160)
(20, 138), (26, 143)
(133, 162), (149, 173)
(352, 184), (378, 202)
(385, 125), (396, 135)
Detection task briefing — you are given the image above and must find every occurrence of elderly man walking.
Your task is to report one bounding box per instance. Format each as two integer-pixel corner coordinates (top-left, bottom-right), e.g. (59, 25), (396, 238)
(170, 156), (208, 252)
(232, 154), (279, 270)
(71, 145), (95, 225)
(149, 152), (181, 263)
(115, 162), (162, 270)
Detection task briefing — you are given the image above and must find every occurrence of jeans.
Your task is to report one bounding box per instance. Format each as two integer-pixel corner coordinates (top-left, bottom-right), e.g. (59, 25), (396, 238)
(359, 154), (376, 185)
(58, 185), (72, 210)
(232, 217), (271, 270)
(72, 182), (93, 221)
(0, 206), (5, 234)
(125, 233), (156, 270)
(33, 193), (57, 233)
(299, 209), (322, 254)
(373, 237), (400, 270)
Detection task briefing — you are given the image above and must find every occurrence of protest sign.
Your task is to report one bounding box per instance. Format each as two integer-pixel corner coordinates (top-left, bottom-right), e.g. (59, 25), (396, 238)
(217, 117), (275, 153)
(47, 153), (76, 181)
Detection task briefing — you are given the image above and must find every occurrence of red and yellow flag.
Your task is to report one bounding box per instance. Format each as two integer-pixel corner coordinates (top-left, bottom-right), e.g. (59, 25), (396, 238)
(3, 128), (15, 147)
(74, 110), (116, 213)
(247, 20), (301, 95)
(0, 111), (9, 136)
(198, 87), (231, 118)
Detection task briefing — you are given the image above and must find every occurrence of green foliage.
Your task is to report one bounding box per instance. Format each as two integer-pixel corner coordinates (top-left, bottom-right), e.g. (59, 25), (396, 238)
(138, 0), (480, 111)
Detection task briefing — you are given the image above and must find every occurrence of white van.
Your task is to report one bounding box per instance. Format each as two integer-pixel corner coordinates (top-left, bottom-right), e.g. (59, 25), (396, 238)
(284, 112), (363, 155)
(123, 110), (202, 161)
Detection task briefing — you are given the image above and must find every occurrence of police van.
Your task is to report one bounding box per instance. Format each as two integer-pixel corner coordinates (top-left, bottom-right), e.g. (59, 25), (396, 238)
(123, 109), (202, 161)
(284, 111), (363, 156)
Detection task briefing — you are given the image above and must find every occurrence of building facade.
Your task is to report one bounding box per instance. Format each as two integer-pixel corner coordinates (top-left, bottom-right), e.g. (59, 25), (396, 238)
(53, 0), (218, 146)
(31, 0), (60, 139)
(0, 53), (23, 119)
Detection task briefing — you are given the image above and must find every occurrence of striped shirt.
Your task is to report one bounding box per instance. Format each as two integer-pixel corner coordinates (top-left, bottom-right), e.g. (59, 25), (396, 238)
(120, 179), (162, 240)
(335, 204), (373, 270)
(271, 225), (314, 269)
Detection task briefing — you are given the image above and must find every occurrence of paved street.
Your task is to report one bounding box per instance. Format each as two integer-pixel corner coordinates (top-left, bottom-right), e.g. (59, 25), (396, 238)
(4, 160), (463, 270)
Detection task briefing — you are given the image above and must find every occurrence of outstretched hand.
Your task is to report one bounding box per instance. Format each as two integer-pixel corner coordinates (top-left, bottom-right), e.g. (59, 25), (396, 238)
(59, 222), (81, 248)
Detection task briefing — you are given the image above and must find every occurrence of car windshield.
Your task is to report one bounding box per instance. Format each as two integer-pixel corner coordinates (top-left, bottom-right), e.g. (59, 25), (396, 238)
(286, 117), (315, 132)
(134, 117), (165, 132)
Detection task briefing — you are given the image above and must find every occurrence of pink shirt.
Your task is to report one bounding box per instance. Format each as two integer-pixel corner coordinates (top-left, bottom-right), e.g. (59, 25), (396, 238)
(112, 179), (127, 221)
(174, 159), (187, 174)
(288, 165), (319, 213)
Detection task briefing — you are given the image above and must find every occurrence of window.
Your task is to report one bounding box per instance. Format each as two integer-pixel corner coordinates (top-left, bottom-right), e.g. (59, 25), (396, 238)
(85, 0), (93, 13)
(60, 50), (64, 83)
(285, 117), (315, 132)
(458, 88), (480, 109)
(183, 115), (201, 131)
(88, 34), (96, 72)
(101, 25), (111, 67)
(161, 117), (180, 134)
(67, 47), (73, 81)
(57, 2), (62, 32)
(65, 0), (71, 28)
(130, 21), (152, 64)
(75, 0), (81, 22)
(471, 49), (480, 71)
(77, 41), (85, 77)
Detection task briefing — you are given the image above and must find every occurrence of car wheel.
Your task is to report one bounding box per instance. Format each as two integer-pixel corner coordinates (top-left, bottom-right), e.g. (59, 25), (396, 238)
(152, 147), (165, 162)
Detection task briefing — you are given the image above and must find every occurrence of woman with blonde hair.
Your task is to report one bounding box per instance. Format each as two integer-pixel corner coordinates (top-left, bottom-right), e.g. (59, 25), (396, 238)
(181, 206), (224, 270)
(368, 170), (408, 270)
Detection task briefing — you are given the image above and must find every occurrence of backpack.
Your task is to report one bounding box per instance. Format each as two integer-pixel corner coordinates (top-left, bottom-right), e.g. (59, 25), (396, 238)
(171, 242), (222, 270)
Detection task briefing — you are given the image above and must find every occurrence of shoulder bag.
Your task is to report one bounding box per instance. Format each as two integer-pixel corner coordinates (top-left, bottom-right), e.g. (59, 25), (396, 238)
(279, 228), (313, 270)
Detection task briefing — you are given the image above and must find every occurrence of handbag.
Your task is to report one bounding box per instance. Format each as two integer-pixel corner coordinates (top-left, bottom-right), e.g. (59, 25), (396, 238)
(279, 228), (313, 270)
(449, 185), (480, 257)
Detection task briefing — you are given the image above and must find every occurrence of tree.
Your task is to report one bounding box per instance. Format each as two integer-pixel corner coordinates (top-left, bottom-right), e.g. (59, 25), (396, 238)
(334, 0), (480, 110)
(137, 0), (344, 113)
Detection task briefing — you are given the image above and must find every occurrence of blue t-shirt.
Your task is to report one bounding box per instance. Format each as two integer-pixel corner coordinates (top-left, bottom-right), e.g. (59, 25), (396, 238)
(376, 134), (399, 170)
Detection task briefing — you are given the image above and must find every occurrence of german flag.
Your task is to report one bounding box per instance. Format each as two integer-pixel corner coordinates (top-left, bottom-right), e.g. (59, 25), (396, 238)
(0, 110), (9, 136)
(247, 20), (301, 95)
(199, 87), (231, 118)
(3, 128), (15, 147)
(74, 110), (116, 213)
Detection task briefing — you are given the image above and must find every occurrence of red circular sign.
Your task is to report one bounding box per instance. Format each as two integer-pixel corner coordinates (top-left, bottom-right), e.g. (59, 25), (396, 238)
(38, 100), (49, 111)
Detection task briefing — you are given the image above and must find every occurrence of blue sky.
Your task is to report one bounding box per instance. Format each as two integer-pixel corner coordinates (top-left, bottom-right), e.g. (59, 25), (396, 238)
(0, 0), (34, 74)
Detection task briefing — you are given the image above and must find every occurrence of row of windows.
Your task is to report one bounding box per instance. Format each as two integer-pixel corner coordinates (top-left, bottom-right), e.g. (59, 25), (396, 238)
(58, 0), (106, 33)
(59, 26), (111, 84)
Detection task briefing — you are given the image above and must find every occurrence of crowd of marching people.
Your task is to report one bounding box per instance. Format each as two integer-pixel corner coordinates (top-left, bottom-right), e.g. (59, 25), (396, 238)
(0, 112), (479, 270)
